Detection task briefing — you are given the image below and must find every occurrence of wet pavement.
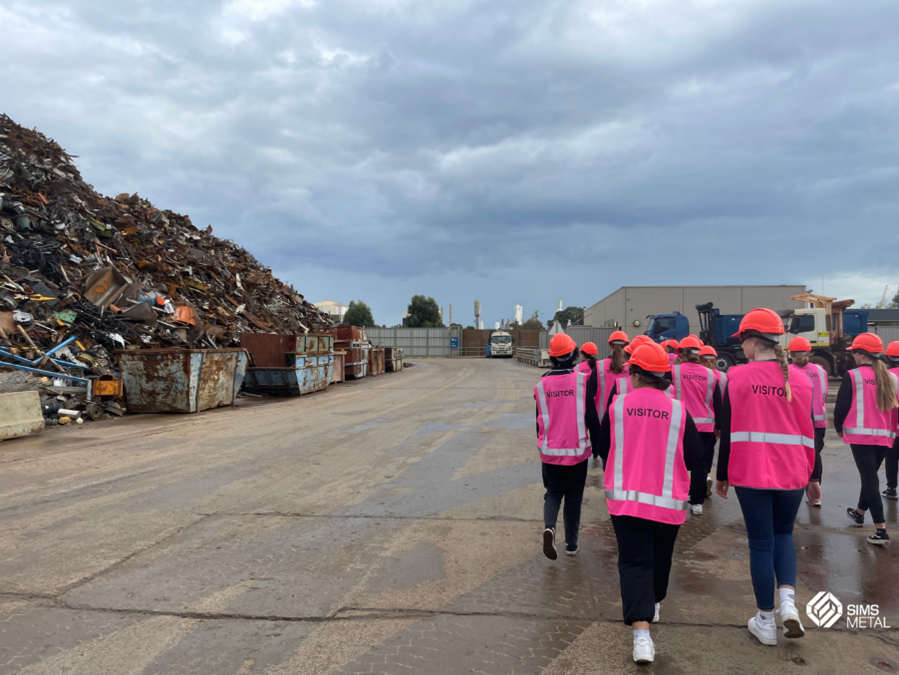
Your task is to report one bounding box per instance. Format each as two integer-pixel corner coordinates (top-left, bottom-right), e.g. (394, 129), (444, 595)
(0, 359), (897, 674)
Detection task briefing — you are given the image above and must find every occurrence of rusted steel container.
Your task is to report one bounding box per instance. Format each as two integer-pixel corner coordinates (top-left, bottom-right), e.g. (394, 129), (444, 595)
(336, 326), (366, 342)
(114, 348), (249, 413)
(368, 347), (386, 376)
(243, 355), (334, 396)
(240, 334), (335, 367)
(332, 351), (346, 383)
(384, 347), (404, 373)
(344, 345), (368, 380)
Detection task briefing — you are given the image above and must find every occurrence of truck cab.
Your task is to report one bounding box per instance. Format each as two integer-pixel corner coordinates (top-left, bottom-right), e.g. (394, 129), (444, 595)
(645, 313), (689, 343)
(488, 331), (513, 357)
(780, 306), (868, 375)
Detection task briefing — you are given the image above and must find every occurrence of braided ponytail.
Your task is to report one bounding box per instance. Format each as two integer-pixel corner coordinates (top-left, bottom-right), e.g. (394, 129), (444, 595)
(773, 343), (792, 402)
(870, 358), (899, 413)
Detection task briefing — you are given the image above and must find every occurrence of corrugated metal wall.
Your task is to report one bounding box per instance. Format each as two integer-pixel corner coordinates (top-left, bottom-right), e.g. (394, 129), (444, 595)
(539, 327), (616, 358)
(871, 325), (899, 344)
(367, 327), (463, 357)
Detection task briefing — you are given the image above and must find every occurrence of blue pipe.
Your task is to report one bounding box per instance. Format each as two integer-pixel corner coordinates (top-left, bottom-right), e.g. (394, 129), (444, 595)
(0, 347), (84, 370)
(0, 360), (90, 384)
(42, 336), (78, 359)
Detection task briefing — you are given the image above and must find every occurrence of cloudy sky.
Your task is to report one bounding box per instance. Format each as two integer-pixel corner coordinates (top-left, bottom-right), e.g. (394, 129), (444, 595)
(3, 0), (897, 326)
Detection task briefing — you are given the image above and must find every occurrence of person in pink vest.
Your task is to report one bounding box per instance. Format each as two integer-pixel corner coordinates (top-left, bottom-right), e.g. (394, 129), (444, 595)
(604, 336), (662, 416)
(595, 342), (705, 664)
(591, 330), (630, 423)
(700, 345), (728, 396)
(662, 340), (679, 367)
(715, 308), (815, 647)
(836, 333), (899, 545)
(883, 341), (899, 501)
(536, 333), (601, 559)
(788, 336), (827, 507)
(671, 334), (722, 515)
(577, 341), (598, 377)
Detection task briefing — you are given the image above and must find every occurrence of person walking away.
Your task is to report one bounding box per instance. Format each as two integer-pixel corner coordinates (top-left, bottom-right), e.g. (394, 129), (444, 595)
(577, 342), (598, 377)
(536, 333), (601, 559)
(699, 345), (728, 397)
(883, 341), (899, 501)
(715, 308), (815, 646)
(663, 340), (679, 367)
(836, 333), (899, 545)
(593, 331), (630, 421)
(788, 337), (827, 507)
(671, 335), (722, 515)
(595, 342), (705, 664)
(603, 336), (657, 419)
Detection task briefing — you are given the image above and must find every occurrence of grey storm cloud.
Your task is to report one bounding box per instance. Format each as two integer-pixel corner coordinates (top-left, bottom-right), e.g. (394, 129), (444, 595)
(2, 0), (897, 324)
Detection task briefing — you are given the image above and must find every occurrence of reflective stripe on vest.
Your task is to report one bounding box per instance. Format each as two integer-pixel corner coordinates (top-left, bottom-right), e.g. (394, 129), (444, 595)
(811, 364), (826, 422)
(606, 392), (686, 510)
(730, 431), (815, 448)
(843, 370), (899, 440)
(673, 363), (716, 425)
(536, 371), (588, 456)
(598, 360), (607, 417)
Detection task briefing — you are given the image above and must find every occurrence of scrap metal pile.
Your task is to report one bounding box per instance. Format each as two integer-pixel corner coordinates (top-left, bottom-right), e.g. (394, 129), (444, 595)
(0, 114), (331, 423)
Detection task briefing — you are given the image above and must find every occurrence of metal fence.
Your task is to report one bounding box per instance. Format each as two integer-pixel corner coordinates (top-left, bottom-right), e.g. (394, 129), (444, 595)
(871, 325), (899, 344)
(539, 327), (616, 358)
(366, 327), (464, 357)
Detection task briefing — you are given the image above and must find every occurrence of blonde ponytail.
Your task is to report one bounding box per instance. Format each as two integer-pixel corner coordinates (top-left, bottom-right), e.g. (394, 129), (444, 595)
(791, 352), (810, 367)
(870, 358), (899, 413)
(610, 344), (626, 374)
(773, 343), (792, 402)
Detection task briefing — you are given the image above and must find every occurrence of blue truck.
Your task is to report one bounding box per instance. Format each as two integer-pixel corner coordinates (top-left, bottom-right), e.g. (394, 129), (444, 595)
(645, 297), (868, 374)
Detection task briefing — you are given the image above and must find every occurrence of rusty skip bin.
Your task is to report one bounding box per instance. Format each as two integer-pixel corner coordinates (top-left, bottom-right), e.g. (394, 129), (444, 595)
(114, 348), (249, 413)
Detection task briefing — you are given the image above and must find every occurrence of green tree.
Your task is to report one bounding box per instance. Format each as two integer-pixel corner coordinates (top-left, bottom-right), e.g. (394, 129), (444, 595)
(521, 310), (543, 330)
(891, 288), (899, 309)
(342, 300), (376, 327)
(547, 306), (584, 328)
(405, 295), (444, 327)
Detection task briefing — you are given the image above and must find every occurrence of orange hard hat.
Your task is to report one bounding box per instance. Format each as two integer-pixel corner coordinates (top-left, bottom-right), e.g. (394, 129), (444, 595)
(699, 345), (717, 358)
(608, 330), (630, 345)
(788, 336), (812, 352)
(662, 339), (679, 351)
(678, 334), (703, 351)
(848, 332), (884, 354)
(580, 341), (598, 356)
(549, 333), (577, 357)
(628, 342), (671, 373)
(886, 341), (899, 358)
(732, 308), (785, 338)
(624, 334), (653, 355)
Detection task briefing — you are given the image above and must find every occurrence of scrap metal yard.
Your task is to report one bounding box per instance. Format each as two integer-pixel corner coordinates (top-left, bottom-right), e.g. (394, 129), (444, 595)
(1, 358), (896, 675)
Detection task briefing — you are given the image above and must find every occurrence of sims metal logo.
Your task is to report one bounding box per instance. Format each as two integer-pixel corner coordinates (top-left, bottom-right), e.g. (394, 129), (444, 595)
(806, 591), (843, 628)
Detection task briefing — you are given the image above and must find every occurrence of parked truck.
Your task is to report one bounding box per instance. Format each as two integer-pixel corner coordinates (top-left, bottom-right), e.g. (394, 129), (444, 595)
(645, 294), (868, 374)
(488, 331), (514, 358)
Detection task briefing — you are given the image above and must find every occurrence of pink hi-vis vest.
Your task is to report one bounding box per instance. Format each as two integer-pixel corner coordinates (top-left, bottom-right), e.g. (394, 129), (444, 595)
(672, 362), (717, 432)
(717, 370), (728, 397)
(596, 358), (629, 419)
(727, 361), (815, 490)
(605, 388), (689, 525)
(668, 353), (678, 367)
(842, 366), (899, 448)
(535, 371), (592, 466)
(893, 367), (899, 435)
(790, 363), (828, 429)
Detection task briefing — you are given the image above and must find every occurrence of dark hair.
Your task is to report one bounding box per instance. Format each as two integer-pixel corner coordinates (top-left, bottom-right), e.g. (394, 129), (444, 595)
(551, 351), (578, 370)
(609, 343), (626, 374)
(580, 351), (597, 367)
(628, 364), (672, 391)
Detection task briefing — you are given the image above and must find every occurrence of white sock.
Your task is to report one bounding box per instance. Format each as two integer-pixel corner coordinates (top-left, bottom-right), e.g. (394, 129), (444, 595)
(779, 588), (795, 606)
(634, 629), (651, 640)
(759, 610), (775, 623)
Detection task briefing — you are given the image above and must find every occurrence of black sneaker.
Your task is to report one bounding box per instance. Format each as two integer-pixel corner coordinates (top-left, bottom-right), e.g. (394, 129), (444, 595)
(847, 508), (865, 527)
(566, 543), (579, 556)
(868, 529), (890, 546)
(882, 488), (898, 500)
(543, 528), (558, 560)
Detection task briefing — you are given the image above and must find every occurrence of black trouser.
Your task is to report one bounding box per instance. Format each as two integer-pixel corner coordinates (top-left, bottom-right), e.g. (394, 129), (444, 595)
(611, 515), (680, 625)
(813, 428), (825, 483)
(689, 432), (717, 505)
(543, 459), (588, 547)
(886, 439), (899, 490)
(851, 444), (886, 524)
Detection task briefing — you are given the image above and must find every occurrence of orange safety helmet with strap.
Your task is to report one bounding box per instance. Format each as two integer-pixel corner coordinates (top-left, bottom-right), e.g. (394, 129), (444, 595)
(847, 332), (884, 354)
(788, 336), (812, 352)
(624, 334), (653, 355)
(678, 334), (703, 351)
(699, 345), (717, 358)
(549, 333), (577, 357)
(608, 330), (630, 345)
(580, 341), (598, 356)
(628, 342), (672, 373)
(886, 341), (899, 358)
(732, 307), (785, 338)
(662, 339), (679, 352)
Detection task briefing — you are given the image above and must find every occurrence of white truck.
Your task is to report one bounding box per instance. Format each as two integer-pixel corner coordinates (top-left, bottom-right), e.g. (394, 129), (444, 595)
(488, 331), (514, 358)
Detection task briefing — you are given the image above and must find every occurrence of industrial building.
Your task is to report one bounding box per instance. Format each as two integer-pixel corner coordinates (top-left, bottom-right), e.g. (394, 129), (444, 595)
(584, 285), (807, 334)
(313, 300), (348, 324)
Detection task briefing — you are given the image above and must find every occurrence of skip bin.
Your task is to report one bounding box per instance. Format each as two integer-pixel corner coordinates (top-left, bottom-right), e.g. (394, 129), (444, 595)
(243, 355), (334, 396)
(114, 348), (249, 413)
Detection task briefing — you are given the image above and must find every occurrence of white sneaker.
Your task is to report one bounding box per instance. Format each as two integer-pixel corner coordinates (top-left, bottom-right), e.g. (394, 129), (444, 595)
(652, 603), (660, 623)
(777, 602), (805, 639)
(691, 504), (703, 515)
(706, 474), (713, 498)
(633, 636), (655, 663)
(748, 613), (777, 646)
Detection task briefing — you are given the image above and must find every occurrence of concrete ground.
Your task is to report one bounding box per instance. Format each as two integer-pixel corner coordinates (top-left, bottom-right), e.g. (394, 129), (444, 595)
(0, 358), (897, 674)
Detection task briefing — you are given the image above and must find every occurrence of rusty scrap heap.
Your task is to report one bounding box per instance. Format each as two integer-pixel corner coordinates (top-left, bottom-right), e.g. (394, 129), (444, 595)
(0, 114), (331, 365)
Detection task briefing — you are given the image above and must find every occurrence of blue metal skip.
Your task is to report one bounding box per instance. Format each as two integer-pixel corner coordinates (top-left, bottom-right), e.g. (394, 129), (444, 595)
(244, 355), (334, 396)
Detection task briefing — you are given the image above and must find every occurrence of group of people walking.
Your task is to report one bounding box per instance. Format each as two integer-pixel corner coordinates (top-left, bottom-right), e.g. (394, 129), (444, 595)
(534, 311), (899, 664)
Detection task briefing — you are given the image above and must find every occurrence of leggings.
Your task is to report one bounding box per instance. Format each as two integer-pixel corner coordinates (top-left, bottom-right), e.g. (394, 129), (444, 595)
(735, 487), (804, 611)
(851, 444), (886, 524)
(886, 439), (898, 490)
